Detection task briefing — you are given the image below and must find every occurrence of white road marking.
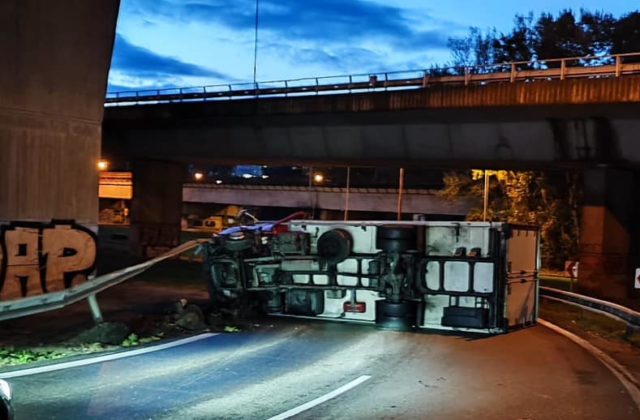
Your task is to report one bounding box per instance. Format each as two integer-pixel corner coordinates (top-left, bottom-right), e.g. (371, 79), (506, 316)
(267, 375), (372, 420)
(0, 332), (218, 379)
(539, 318), (640, 410)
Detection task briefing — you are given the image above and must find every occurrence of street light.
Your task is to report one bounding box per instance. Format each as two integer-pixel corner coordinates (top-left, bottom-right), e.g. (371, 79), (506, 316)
(194, 172), (204, 181)
(97, 159), (109, 171)
(313, 173), (324, 184)
(472, 169), (506, 221)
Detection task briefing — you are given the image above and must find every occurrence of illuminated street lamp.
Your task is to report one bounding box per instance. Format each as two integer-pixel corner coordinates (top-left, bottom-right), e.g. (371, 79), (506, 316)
(194, 172), (204, 181)
(97, 159), (109, 171)
(313, 173), (324, 184)
(472, 169), (506, 221)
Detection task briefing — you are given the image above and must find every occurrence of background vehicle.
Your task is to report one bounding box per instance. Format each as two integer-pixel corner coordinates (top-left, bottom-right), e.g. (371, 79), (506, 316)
(203, 214), (539, 333)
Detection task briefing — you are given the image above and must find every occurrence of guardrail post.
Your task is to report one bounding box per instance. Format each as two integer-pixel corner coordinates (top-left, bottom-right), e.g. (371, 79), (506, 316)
(87, 294), (103, 324)
(560, 59), (566, 80)
(228, 84), (232, 100)
(464, 67), (470, 86)
(284, 80), (289, 97)
(384, 73), (388, 91)
(254, 82), (259, 98)
(422, 71), (429, 88)
(510, 63), (516, 83)
(615, 55), (622, 77)
(348, 75), (352, 93)
(315, 78), (319, 95)
(179, 87), (184, 102)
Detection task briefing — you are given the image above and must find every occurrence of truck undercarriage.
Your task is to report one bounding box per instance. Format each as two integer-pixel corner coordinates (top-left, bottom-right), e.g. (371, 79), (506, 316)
(203, 218), (539, 334)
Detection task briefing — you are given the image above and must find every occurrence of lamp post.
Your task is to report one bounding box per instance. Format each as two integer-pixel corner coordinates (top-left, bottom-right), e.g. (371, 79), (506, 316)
(483, 170), (489, 222)
(344, 167), (351, 221)
(397, 167), (405, 221)
(478, 169), (505, 222)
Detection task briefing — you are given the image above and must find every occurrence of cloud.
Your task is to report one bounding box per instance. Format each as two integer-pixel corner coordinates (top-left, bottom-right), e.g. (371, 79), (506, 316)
(293, 46), (388, 73)
(125, 0), (452, 50)
(108, 33), (232, 91)
(111, 33), (228, 79)
(106, 75), (181, 93)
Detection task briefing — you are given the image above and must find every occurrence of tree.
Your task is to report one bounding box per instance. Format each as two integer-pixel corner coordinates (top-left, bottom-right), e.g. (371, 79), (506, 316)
(440, 170), (581, 269)
(446, 8), (638, 69)
(448, 27), (495, 70)
(612, 12), (640, 55)
(492, 14), (537, 65)
(580, 10), (616, 56)
(534, 10), (588, 64)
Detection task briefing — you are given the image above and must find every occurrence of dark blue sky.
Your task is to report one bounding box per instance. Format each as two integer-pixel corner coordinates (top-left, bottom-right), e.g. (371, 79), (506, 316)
(108, 0), (638, 92)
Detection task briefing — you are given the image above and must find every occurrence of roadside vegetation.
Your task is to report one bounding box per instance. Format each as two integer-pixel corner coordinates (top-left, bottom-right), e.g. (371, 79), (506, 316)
(439, 10), (640, 271)
(441, 170), (581, 269)
(540, 299), (640, 348)
(446, 10), (640, 70)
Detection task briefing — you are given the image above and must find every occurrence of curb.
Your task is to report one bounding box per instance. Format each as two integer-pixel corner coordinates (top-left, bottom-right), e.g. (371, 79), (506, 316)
(538, 318), (640, 411)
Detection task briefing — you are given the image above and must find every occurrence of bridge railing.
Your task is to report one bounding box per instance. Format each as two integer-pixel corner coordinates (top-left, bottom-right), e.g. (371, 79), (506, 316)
(105, 51), (640, 106)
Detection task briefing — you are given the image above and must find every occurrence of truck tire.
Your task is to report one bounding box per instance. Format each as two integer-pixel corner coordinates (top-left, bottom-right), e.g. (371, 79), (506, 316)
(317, 229), (352, 265)
(375, 300), (416, 331)
(376, 225), (417, 253)
(224, 231), (254, 252)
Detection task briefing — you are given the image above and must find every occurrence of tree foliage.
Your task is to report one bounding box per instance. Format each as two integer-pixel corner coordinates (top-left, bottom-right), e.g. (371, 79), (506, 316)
(447, 9), (640, 68)
(440, 170), (581, 269)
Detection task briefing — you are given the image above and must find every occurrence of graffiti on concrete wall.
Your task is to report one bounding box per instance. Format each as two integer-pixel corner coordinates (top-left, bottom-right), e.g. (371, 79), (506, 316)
(0, 221), (97, 301)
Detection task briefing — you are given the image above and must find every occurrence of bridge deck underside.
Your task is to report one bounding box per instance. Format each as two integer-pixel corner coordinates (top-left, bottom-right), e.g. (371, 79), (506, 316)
(104, 77), (640, 168)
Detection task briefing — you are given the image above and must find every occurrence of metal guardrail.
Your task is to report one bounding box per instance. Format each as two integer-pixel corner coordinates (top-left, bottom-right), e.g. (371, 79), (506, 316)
(540, 286), (640, 328)
(105, 52), (640, 106)
(0, 239), (209, 322)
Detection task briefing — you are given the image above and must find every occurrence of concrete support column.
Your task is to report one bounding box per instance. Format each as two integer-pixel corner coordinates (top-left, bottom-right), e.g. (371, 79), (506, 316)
(0, 1), (120, 229)
(578, 169), (636, 299)
(131, 160), (184, 258)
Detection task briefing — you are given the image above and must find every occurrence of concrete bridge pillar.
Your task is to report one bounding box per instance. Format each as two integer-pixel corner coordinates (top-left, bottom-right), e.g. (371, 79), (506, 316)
(578, 169), (638, 299)
(131, 160), (184, 258)
(0, 0), (119, 229)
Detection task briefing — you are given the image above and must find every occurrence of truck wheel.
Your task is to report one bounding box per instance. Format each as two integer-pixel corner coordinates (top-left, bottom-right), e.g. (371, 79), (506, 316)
(376, 225), (417, 253)
(224, 231), (254, 252)
(317, 229), (352, 265)
(375, 300), (416, 331)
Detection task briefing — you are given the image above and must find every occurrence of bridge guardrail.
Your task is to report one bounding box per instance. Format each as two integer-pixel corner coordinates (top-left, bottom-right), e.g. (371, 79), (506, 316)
(539, 286), (640, 329)
(183, 183), (442, 195)
(105, 52), (640, 106)
(0, 240), (209, 322)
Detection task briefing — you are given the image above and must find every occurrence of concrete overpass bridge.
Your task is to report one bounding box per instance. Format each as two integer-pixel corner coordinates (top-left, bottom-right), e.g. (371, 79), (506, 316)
(182, 184), (471, 217)
(103, 55), (640, 168)
(103, 59), (640, 300)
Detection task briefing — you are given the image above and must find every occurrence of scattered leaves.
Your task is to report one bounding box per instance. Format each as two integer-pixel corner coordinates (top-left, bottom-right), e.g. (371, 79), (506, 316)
(223, 326), (240, 333)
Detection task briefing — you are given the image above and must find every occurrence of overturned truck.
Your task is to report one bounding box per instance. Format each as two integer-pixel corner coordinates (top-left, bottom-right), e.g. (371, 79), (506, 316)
(203, 217), (539, 333)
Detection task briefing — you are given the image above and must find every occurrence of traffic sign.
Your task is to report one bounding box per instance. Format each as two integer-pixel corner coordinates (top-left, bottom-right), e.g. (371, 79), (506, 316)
(565, 261), (579, 278)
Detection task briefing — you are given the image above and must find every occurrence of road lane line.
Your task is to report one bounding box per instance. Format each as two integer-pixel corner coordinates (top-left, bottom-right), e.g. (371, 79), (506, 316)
(267, 375), (372, 420)
(0, 332), (218, 379)
(539, 318), (640, 410)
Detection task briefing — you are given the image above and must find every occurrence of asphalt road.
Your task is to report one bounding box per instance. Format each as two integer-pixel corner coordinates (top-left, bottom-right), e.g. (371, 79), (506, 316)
(5, 319), (638, 419)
